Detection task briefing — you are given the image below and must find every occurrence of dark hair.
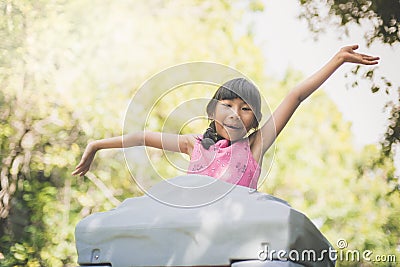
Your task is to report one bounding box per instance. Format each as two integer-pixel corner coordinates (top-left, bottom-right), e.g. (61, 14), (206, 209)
(200, 78), (262, 149)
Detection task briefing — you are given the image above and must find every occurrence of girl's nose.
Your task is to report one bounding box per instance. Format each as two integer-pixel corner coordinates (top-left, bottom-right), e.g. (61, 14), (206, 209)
(228, 108), (240, 119)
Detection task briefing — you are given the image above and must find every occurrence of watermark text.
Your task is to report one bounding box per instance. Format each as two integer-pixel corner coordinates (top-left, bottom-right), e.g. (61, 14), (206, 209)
(258, 239), (397, 263)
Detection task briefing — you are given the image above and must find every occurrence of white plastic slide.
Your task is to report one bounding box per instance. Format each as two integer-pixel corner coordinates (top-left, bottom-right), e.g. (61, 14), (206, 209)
(75, 175), (335, 267)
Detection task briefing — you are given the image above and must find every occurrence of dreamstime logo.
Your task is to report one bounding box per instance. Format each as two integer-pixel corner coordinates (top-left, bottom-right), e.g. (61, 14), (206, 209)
(257, 243), (337, 263)
(123, 62), (275, 207)
(257, 239), (397, 263)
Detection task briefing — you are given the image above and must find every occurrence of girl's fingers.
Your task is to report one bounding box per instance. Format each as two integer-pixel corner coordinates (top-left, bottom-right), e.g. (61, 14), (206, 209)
(72, 163), (88, 175)
(359, 53), (370, 58)
(343, 45), (380, 65)
(363, 55), (380, 62)
(348, 53), (379, 65)
(75, 162), (85, 173)
(363, 60), (379, 65)
(72, 168), (82, 175)
(360, 54), (379, 60)
(369, 56), (380, 60)
(72, 168), (88, 176)
(74, 163), (82, 170)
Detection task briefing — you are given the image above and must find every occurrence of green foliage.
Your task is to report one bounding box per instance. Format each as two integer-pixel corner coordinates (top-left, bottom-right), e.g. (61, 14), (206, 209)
(261, 69), (400, 266)
(298, 0), (400, 195)
(0, 0), (265, 265)
(0, 0), (398, 266)
(298, 0), (400, 45)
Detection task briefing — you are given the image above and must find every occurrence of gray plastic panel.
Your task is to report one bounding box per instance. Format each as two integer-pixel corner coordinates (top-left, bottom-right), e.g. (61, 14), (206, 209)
(75, 175), (334, 267)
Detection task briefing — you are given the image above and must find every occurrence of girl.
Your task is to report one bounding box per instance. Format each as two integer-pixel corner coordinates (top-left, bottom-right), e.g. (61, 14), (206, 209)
(72, 45), (379, 190)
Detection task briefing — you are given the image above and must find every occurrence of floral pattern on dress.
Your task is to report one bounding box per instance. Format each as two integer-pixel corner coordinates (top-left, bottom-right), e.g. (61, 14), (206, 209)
(187, 137), (261, 189)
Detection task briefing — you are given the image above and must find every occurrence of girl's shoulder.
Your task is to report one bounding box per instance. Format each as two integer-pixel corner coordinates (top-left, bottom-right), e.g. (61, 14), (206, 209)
(191, 134), (203, 143)
(183, 134), (201, 156)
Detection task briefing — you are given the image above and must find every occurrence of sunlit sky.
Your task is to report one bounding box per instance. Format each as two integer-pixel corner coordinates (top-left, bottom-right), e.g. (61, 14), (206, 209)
(252, 0), (400, 148)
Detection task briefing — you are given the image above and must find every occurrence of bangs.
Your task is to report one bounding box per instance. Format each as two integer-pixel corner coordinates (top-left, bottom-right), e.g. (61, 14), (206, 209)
(215, 78), (261, 110)
(215, 85), (241, 101)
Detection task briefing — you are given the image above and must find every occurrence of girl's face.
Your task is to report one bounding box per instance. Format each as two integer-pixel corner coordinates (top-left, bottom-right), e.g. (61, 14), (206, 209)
(213, 98), (256, 141)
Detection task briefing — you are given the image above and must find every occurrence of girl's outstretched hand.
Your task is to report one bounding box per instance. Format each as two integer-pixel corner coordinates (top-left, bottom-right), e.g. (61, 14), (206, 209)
(337, 44), (380, 65)
(72, 142), (98, 176)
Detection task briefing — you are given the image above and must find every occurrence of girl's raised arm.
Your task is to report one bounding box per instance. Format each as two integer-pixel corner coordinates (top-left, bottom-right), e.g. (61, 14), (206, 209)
(257, 45), (379, 154)
(72, 132), (195, 176)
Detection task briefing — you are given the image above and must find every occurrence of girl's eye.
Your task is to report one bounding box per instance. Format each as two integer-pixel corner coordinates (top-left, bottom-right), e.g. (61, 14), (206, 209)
(222, 103), (231, 108)
(242, 107), (251, 111)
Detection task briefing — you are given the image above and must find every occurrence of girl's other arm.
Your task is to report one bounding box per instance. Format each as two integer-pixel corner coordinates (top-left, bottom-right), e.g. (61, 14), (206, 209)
(257, 45), (379, 154)
(72, 132), (195, 176)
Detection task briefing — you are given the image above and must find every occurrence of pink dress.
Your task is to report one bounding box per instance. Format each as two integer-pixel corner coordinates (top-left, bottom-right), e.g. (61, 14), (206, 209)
(187, 137), (261, 189)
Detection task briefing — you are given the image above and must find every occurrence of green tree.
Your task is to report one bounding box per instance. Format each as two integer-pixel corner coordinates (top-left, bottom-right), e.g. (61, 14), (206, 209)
(299, 0), (400, 45)
(296, 3), (400, 262)
(298, 0), (400, 194)
(263, 69), (399, 266)
(2, 0), (398, 266)
(0, 0), (266, 265)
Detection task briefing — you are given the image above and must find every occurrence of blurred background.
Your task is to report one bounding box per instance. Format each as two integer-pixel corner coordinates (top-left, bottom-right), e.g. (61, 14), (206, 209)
(0, 0), (399, 266)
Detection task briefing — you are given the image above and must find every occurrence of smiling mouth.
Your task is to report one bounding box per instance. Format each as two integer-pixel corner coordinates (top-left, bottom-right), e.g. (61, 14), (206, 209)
(223, 124), (242, 130)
